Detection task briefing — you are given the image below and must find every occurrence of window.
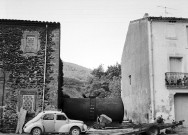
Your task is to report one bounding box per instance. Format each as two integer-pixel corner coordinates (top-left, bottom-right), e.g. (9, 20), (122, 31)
(22, 95), (34, 112)
(129, 75), (131, 85)
(56, 115), (67, 120)
(25, 35), (36, 53)
(186, 26), (188, 47)
(166, 24), (177, 39)
(43, 114), (54, 120)
(21, 31), (40, 55)
(169, 57), (183, 72)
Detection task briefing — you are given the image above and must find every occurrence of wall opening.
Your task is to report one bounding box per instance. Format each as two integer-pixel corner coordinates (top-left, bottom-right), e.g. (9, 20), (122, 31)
(129, 75), (131, 85)
(174, 93), (188, 127)
(169, 57), (183, 72)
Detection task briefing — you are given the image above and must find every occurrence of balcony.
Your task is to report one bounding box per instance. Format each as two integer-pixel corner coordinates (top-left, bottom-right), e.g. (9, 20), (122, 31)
(165, 72), (188, 89)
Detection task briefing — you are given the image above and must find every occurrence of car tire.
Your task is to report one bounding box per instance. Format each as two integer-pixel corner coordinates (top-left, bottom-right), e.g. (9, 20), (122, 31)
(70, 127), (81, 135)
(31, 127), (42, 135)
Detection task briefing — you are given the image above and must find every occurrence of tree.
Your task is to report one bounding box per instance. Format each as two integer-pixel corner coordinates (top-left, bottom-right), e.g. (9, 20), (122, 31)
(91, 65), (105, 79)
(106, 63), (121, 80)
(84, 63), (121, 98)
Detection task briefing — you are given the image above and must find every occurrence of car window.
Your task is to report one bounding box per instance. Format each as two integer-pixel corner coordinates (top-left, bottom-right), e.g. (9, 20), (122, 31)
(43, 114), (54, 120)
(56, 115), (67, 120)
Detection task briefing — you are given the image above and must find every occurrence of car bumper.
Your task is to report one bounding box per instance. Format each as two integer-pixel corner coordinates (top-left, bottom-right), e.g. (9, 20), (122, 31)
(23, 125), (33, 133)
(23, 127), (30, 133)
(82, 124), (88, 132)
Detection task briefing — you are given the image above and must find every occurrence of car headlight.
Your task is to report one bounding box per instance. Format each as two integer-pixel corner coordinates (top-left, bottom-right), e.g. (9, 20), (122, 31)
(23, 125), (27, 129)
(83, 124), (87, 131)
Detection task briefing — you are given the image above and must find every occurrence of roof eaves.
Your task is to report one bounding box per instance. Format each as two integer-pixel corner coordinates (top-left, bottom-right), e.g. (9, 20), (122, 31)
(148, 16), (188, 23)
(130, 16), (188, 23)
(0, 19), (60, 27)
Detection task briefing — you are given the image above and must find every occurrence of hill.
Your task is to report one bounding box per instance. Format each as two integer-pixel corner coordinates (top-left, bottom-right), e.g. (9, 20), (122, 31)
(62, 62), (121, 98)
(63, 62), (93, 98)
(63, 62), (92, 82)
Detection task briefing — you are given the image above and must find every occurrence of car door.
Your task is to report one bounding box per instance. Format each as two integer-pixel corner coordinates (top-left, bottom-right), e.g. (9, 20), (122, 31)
(42, 113), (55, 133)
(55, 114), (69, 133)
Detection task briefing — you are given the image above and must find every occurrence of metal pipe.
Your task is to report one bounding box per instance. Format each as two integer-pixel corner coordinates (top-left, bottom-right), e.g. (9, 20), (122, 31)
(42, 24), (48, 111)
(148, 19), (155, 121)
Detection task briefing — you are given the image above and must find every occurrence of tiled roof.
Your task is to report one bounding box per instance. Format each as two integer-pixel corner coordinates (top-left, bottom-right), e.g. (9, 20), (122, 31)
(148, 16), (188, 22)
(131, 16), (188, 23)
(0, 19), (60, 27)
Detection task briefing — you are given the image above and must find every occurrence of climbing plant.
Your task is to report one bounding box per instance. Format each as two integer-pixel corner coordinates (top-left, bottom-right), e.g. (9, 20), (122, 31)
(0, 24), (56, 131)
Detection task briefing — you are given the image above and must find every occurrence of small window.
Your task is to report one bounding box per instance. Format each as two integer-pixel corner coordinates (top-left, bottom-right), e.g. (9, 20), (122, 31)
(186, 26), (188, 47)
(56, 115), (67, 120)
(43, 114), (54, 120)
(21, 31), (40, 55)
(129, 75), (131, 85)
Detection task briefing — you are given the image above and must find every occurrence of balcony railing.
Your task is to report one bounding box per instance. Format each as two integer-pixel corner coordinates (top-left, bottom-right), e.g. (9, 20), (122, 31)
(165, 72), (188, 88)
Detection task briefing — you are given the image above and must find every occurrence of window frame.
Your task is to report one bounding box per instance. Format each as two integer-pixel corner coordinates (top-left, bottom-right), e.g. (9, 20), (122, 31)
(42, 113), (55, 120)
(56, 114), (67, 121)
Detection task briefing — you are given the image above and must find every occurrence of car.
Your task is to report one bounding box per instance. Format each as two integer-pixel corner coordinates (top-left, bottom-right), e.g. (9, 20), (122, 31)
(23, 110), (87, 135)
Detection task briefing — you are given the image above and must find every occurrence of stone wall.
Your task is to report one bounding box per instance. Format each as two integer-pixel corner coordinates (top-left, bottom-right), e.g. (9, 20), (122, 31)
(0, 20), (61, 131)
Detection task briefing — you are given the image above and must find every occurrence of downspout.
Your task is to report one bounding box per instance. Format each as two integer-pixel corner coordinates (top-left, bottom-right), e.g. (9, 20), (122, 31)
(148, 19), (155, 122)
(42, 24), (48, 111)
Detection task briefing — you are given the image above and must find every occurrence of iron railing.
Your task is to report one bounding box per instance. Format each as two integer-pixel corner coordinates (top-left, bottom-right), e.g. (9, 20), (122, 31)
(165, 72), (188, 88)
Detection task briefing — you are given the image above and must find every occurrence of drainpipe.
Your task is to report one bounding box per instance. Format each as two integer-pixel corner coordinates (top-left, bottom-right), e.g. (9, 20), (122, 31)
(42, 24), (48, 111)
(148, 19), (155, 122)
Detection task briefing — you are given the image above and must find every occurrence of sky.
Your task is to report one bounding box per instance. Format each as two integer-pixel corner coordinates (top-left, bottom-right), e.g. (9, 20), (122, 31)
(1, 0), (188, 70)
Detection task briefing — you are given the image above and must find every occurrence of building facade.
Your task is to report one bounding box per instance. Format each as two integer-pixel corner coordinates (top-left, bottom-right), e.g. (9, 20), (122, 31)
(0, 19), (61, 130)
(121, 16), (188, 126)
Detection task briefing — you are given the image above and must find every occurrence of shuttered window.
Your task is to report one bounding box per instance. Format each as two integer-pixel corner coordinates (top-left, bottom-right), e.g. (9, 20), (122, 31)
(170, 57), (182, 72)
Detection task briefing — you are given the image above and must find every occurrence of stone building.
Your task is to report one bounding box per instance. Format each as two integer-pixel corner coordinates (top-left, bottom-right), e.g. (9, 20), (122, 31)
(0, 19), (61, 130)
(121, 16), (188, 126)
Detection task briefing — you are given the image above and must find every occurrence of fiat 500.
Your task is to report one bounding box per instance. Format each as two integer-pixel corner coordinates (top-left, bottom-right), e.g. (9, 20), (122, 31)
(23, 110), (87, 135)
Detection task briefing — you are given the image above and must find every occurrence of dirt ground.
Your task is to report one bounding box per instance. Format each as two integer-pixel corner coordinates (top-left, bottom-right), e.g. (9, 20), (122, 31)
(1, 126), (188, 135)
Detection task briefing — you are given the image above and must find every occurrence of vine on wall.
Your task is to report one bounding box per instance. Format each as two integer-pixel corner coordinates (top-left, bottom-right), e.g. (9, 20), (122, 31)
(0, 24), (56, 131)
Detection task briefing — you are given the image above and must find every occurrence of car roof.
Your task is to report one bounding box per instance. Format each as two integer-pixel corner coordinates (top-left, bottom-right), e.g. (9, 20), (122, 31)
(42, 110), (66, 115)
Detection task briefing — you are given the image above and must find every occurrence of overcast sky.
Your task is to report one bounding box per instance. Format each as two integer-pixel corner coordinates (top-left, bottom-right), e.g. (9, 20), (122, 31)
(1, 0), (188, 69)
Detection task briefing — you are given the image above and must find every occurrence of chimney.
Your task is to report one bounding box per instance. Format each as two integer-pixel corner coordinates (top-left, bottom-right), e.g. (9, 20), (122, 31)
(143, 13), (149, 18)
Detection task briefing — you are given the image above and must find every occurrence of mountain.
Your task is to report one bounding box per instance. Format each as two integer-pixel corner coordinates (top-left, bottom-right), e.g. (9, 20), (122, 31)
(63, 62), (93, 98)
(63, 62), (92, 82)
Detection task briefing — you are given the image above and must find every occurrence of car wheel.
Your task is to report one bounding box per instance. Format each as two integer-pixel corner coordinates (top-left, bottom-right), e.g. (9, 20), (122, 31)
(70, 127), (81, 135)
(31, 127), (42, 135)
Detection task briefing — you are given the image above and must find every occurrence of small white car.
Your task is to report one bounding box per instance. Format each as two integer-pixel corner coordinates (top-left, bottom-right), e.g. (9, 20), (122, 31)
(23, 110), (87, 135)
